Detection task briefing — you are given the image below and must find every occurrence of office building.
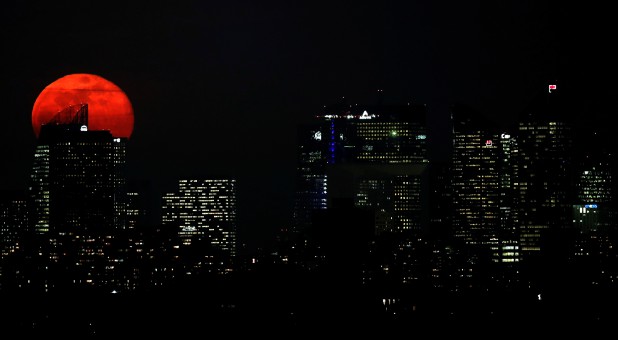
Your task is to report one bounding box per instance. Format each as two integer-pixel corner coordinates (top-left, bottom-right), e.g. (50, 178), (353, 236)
(27, 104), (126, 288)
(515, 84), (573, 259)
(162, 179), (238, 272)
(293, 101), (429, 288)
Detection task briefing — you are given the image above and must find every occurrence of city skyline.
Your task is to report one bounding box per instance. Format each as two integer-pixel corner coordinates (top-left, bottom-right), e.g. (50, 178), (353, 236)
(3, 3), (618, 332)
(3, 1), (616, 251)
(3, 76), (618, 331)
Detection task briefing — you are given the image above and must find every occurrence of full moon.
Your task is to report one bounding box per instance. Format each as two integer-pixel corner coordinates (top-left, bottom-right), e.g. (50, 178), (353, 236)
(32, 74), (134, 139)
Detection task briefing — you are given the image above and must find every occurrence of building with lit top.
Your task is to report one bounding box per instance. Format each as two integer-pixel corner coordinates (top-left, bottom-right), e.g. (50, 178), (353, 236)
(292, 122), (328, 235)
(515, 84), (573, 260)
(27, 104), (127, 289)
(496, 133), (520, 265)
(293, 101), (429, 288)
(294, 103), (428, 235)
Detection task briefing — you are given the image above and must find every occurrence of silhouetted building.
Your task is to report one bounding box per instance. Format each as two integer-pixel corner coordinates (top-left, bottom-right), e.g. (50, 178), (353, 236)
(292, 122), (328, 236)
(294, 104), (428, 235)
(27, 104), (128, 289)
(293, 102), (430, 293)
(515, 84), (573, 260)
(427, 162), (453, 289)
(570, 128), (616, 287)
(312, 198), (374, 280)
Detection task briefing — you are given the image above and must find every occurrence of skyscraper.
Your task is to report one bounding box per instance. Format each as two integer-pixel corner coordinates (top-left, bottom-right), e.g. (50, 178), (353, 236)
(113, 138), (128, 230)
(27, 104), (127, 288)
(449, 105), (520, 289)
(515, 84), (573, 260)
(570, 128), (616, 287)
(162, 179), (238, 272)
(293, 102), (429, 287)
(292, 122), (328, 236)
(496, 133), (520, 265)
(451, 105), (500, 253)
(294, 104), (428, 235)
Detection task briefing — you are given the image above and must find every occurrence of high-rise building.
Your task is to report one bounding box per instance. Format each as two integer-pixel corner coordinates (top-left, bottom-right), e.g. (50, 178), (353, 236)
(29, 139), (50, 236)
(294, 104), (428, 235)
(573, 142), (613, 233)
(570, 128), (616, 287)
(427, 161), (453, 289)
(292, 122), (328, 236)
(449, 105), (521, 289)
(293, 102), (429, 287)
(515, 84), (573, 260)
(451, 105), (500, 254)
(162, 179), (237, 272)
(27, 104), (127, 288)
(495, 133), (520, 263)
(114, 138), (128, 230)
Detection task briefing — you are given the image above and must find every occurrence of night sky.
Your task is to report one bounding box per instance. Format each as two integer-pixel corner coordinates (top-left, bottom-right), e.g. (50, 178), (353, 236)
(1, 1), (615, 250)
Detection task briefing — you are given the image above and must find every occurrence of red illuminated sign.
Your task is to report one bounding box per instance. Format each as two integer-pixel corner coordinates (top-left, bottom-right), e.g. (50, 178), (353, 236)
(549, 84), (557, 93)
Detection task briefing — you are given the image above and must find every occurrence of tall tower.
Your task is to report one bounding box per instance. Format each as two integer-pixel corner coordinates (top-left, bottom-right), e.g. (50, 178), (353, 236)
(451, 105), (500, 254)
(336, 106), (427, 234)
(515, 84), (573, 260)
(294, 104), (428, 235)
(113, 137), (128, 230)
(294, 102), (429, 286)
(496, 133), (520, 264)
(573, 132), (613, 234)
(27, 104), (126, 288)
(0, 192), (27, 260)
(292, 122), (328, 236)
(162, 179), (238, 272)
(570, 128), (616, 287)
(449, 105), (521, 289)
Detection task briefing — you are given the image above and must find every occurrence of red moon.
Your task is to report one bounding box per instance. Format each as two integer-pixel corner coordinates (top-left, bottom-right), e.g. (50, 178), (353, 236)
(32, 74), (134, 139)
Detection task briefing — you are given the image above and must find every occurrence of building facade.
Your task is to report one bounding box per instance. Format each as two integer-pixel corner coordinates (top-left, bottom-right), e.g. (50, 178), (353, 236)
(162, 179), (238, 273)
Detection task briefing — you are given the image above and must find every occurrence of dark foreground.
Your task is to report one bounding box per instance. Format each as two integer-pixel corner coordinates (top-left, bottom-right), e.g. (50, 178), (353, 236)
(2, 270), (617, 335)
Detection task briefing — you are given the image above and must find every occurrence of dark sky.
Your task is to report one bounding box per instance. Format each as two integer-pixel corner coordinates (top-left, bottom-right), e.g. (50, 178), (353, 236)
(1, 1), (615, 250)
